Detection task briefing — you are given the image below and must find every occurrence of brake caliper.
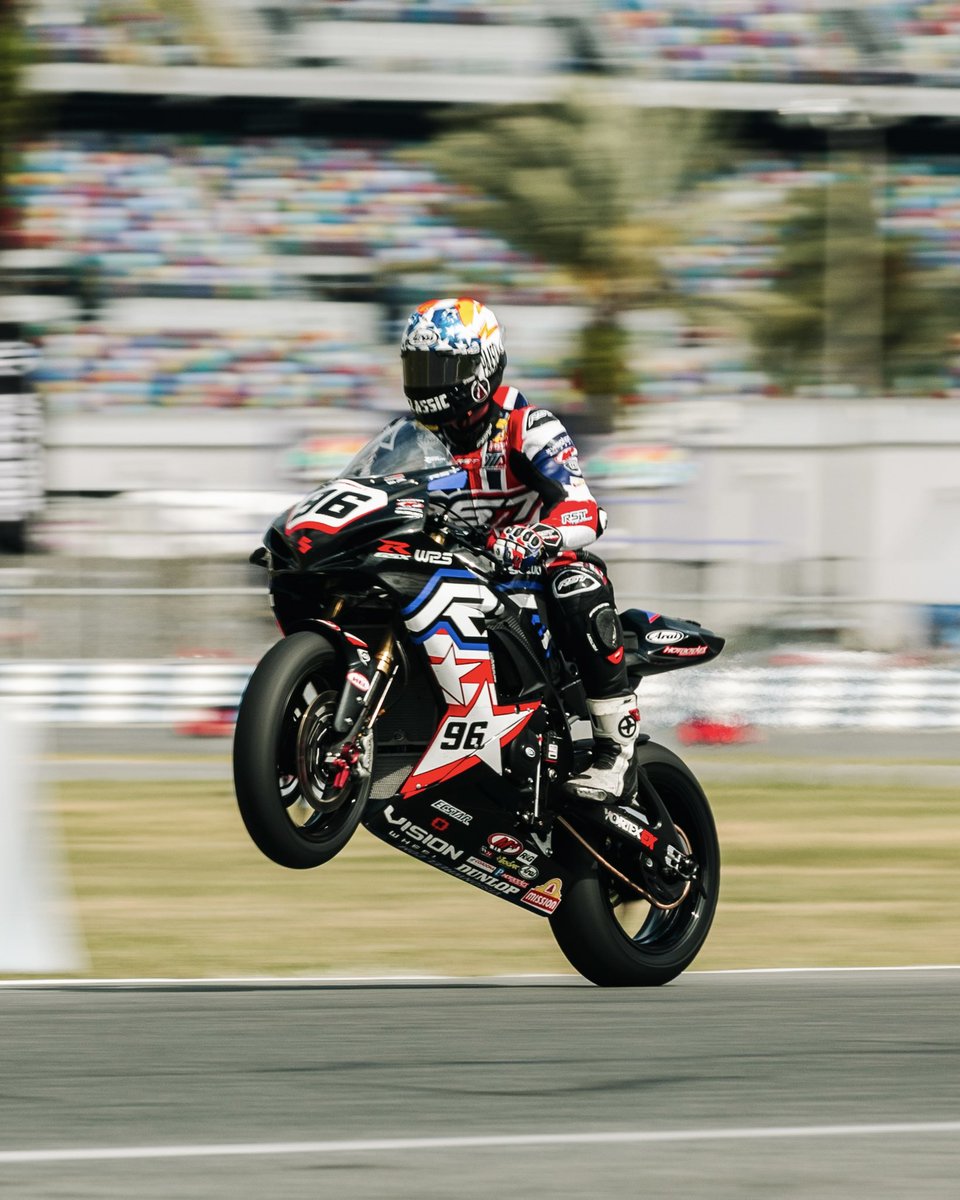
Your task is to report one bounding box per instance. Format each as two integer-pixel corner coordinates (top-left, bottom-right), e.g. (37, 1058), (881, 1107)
(326, 741), (362, 792)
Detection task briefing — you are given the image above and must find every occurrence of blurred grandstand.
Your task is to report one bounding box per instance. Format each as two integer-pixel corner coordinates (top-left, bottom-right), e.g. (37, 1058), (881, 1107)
(2, 0), (960, 665)
(9, 131), (960, 412)
(20, 2), (960, 85)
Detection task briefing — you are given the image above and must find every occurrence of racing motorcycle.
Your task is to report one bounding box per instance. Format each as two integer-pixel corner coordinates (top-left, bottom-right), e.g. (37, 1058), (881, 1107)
(234, 417), (725, 987)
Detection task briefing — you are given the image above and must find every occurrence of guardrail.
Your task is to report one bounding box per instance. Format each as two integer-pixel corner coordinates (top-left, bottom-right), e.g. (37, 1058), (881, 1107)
(0, 660), (251, 724)
(2, 659), (960, 729)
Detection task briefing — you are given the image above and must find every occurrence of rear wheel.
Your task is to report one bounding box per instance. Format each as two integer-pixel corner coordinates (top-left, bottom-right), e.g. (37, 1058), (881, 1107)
(549, 743), (720, 986)
(233, 632), (371, 869)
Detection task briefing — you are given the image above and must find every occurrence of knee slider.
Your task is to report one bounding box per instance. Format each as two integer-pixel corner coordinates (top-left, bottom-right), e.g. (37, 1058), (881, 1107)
(588, 603), (623, 654)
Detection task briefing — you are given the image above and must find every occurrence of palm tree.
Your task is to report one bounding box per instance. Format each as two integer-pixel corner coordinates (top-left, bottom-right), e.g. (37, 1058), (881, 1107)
(743, 173), (957, 395)
(417, 93), (725, 431)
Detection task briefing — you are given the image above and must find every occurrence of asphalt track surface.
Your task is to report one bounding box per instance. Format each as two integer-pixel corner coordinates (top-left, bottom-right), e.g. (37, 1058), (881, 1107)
(1, 969), (957, 1199)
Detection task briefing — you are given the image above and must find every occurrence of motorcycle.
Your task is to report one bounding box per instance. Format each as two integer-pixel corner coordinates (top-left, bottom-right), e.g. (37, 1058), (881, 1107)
(234, 416), (725, 986)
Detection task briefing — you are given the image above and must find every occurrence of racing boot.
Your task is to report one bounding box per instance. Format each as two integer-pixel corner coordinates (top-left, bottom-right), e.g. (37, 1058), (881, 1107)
(564, 693), (640, 806)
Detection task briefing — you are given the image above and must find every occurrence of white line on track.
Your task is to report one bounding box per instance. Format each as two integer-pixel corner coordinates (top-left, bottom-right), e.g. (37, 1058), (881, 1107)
(1, 965), (959, 989)
(696, 964), (960, 974)
(2, 1122), (960, 1166)
(0, 973), (579, 989)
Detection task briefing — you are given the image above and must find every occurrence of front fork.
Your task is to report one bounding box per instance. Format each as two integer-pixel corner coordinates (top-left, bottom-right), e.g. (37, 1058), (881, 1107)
(324, 629), (398, 790)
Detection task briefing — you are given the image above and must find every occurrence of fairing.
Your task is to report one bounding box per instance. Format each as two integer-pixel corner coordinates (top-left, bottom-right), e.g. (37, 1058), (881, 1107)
(622, 609), (725, 677)
(265, 418), (467, 580)
(249, 418), (724, 917)
(341, 416), (456, 479)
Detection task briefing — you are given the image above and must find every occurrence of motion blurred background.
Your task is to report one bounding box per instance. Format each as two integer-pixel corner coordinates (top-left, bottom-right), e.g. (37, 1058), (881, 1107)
(2, 0), (960, 976)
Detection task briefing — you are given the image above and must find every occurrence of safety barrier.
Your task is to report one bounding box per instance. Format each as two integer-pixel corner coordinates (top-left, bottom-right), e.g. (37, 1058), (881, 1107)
(1, 659), (960, 729)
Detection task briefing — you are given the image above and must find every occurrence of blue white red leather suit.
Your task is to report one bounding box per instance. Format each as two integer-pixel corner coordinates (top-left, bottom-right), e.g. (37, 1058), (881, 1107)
(430, 383), (629, 700)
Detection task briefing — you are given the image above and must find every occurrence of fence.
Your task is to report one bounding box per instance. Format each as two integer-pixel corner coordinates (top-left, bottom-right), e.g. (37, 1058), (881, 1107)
(2, 656), (960, 729)
(2, 579), (960, 728)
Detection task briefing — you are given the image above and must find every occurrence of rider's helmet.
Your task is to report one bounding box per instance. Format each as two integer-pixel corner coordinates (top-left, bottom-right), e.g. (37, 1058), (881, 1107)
(401, 297), (506, 452)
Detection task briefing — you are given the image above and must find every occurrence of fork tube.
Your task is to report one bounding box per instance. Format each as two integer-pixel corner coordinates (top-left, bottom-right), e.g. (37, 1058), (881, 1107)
(342, 630), (397, 744)
(374, 628), (395, 676)
(364, 633), (398, 730)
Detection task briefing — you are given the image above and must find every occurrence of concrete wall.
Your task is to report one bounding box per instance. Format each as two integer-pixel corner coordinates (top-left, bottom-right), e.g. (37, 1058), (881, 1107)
(35, 394), (960, 650)
(604, 396), (960, 650)
(45, 406), (385, 495)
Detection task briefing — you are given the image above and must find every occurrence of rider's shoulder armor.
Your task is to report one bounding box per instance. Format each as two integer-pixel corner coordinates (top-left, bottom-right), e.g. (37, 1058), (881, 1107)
(492, 384), (528, 414)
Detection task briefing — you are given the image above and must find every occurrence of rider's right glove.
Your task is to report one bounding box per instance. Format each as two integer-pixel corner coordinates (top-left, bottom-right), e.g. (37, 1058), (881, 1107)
(487, 524), (546, 574)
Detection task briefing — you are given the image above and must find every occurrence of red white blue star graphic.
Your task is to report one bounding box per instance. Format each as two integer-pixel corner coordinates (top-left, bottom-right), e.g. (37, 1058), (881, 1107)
(400, 647), (539, 798)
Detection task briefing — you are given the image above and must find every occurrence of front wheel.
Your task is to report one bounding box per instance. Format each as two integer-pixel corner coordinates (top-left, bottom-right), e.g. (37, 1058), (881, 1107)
(549, 743), (720, 986)
(233, 632), (371, 869)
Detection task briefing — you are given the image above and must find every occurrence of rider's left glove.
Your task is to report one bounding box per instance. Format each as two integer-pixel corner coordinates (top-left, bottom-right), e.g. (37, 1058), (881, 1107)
(487, 524), (547, 574)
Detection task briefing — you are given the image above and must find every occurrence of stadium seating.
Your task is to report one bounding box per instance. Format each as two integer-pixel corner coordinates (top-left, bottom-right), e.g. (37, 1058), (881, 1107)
(10, 134), (577, 410)
(11, 134), (960, 410)
(21, 1), (960, 85)
(24, 0), (206, 66)
(12, 136), (554, 298)
(34, 325), (391, 410)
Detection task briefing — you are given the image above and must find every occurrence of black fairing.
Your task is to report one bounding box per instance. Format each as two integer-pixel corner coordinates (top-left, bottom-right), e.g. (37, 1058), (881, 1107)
(265, 474), (433, 573)
(262, 472), (469, 633)
(242, 416), (726, 921)
(621, 609), (725, 678)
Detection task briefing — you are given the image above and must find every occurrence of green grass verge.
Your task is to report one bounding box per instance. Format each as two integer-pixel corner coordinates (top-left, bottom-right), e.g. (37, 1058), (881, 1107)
(25, 777), (960, 979)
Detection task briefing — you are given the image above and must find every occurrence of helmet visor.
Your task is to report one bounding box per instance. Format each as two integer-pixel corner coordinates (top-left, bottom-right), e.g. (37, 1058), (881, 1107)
(402, 349), (480, 396)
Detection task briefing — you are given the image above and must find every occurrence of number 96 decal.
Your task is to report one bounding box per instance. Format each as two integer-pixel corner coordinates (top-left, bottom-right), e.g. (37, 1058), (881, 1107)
(285, 481), (388, 536)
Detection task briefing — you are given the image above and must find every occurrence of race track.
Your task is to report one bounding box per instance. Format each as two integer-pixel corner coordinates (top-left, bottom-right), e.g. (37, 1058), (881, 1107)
(1, 969), (957, 1199)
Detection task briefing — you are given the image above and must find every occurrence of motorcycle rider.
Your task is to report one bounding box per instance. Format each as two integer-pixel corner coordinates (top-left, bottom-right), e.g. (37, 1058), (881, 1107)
(400, 296), (640, 806)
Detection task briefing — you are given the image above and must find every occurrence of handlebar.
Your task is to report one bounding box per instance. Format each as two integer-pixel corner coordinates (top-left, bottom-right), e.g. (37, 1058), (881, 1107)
(427, 495), (488, 551)
(426, 495), (543, 581)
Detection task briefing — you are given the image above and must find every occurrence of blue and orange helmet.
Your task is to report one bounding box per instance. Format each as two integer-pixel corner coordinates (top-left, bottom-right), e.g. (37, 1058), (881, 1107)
(400, 297), (506, 429)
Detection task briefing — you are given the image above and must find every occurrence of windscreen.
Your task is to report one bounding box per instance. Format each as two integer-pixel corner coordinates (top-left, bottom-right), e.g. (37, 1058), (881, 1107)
(343, 417), (455, 479)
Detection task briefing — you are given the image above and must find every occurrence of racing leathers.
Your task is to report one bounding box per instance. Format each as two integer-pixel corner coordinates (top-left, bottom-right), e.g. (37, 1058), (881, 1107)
(411, 383), (640, 805)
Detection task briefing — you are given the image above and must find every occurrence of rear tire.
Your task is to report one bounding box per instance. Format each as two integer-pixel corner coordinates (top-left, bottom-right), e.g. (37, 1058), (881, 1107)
(234, 632), (371, 869)
(549, 742), (720, 986)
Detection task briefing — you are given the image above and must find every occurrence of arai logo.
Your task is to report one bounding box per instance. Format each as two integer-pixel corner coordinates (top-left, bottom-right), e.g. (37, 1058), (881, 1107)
(646, 630), (685, 645)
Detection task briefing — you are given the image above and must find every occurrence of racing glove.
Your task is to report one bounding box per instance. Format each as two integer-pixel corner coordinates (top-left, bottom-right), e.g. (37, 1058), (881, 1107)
(487, 524), (548, 574)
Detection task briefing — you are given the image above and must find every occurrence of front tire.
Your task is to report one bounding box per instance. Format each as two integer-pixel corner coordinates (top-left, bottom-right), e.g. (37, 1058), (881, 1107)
(234, 632), (371, 869)
(549, 743), (720, 986)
